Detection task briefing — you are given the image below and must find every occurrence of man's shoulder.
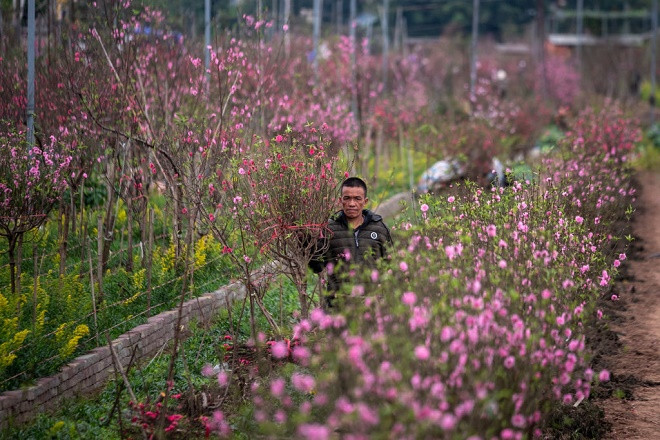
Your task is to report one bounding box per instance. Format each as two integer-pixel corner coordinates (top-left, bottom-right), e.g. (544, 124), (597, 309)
(363, 210), (391, 240)
(328, 211), (347, 230)
(364, 209), (386, 225)
(369, 212), (384, 222)
(329, 210), (343, 221)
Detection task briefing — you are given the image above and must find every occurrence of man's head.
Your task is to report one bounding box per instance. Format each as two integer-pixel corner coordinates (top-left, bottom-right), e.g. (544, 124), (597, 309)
(340, 177), (368, 222)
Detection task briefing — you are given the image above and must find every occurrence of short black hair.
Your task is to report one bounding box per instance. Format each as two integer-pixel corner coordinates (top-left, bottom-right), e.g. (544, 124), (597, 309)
(341, 177), (368, 197)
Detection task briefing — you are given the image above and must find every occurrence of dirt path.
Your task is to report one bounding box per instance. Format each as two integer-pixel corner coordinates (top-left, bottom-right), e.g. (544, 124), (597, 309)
(600, 170), (660, 439)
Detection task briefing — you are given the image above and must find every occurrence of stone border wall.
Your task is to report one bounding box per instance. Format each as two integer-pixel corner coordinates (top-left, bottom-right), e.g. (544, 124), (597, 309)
(0, 281), (248, 428)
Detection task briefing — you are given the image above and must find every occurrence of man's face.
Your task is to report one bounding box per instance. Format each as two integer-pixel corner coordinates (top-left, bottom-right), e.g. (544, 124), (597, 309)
(341, 185), (368, 220)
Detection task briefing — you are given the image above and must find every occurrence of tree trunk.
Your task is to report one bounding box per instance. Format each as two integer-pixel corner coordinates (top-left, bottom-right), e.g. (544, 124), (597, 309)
(119, 226), (124, 264)
(140, 207), (148, 269)
(12, 0), (22, 32)
(146, 208), (153, 318)
(536, 0), (547, 99)
(172, 188), (181, 261)
(189, 6), (196, 40)
(284, 0), (291, 56)
(382, 125), (390, 175)
(16, 234), (23, 301)
(101, 161), (117, 273)
(46, 0), (51, 66)
(271, 0), (278, 29)
(350, 0), (360, 150)
(69, 187), (76, 242)
(59, 203), (70, 277)
(249, 285), (257, 343)
(295, 272), (309, 318)
(79, 179), (85, 241)
(97, 215), (104, 303)
(182, 205), (199, 299)
(361, 121), (373, 178)
(32, 240), (38, 328)
(87, 227), (100, 344)
(7, 233), (17, 295)
(126, 197), (133, 272)
(162, 207), (199, 427)
(374, 125), (383, 187)
(381, 0), (390, 92)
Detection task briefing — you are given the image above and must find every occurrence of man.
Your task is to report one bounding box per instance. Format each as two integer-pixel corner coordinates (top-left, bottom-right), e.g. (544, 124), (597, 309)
(310, 177), (392, 306)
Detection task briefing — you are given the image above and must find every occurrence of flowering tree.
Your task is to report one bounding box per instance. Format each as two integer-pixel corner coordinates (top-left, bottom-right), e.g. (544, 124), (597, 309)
(0, 25), (101, 275)
(0, 122), (72, 294)
(200, 124), (342, 321)
(537, 54), (580, 108)
(266, 36), (358, 152)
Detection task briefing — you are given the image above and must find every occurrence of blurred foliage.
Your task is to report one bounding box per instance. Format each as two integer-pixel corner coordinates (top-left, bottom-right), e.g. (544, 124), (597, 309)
(632, 122), (660, 170)
(6, 0), (652, 43)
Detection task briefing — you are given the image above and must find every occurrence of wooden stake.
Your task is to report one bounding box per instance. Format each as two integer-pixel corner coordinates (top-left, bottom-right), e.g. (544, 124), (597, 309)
(32, 240), (38, 329)
(16, 234), (22, 302)
(146, 208), (153, 319)
(106, 331), (137, 403)
(89, 238), (100, 345)
(97, 216), (104, 302)
(126, 198), (133, 273)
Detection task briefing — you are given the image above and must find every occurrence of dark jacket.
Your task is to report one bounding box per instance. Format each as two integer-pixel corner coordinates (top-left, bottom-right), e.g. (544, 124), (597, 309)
(310, 209), (392, 292)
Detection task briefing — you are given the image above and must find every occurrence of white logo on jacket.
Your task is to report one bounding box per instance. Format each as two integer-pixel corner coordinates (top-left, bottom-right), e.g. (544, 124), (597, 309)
(370, 232), (378, 239)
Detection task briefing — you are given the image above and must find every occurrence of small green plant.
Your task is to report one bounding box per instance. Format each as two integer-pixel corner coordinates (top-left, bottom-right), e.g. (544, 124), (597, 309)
(613, 388), (626, 399)
(639, 81), (660, 106)
(633, 143), (660, 170)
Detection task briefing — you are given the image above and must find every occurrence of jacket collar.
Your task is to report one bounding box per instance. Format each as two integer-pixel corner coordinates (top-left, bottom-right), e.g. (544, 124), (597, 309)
(333, 209), (382, 227)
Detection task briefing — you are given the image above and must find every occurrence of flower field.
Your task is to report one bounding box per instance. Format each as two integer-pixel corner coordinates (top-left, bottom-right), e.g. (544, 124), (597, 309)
(222, 107), (639, 439)
(1, 1), (656, 438)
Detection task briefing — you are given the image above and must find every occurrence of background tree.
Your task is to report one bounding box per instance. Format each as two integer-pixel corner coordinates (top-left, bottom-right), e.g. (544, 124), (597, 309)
(0, 122), (72, 294)
(200, 125), (341, 319)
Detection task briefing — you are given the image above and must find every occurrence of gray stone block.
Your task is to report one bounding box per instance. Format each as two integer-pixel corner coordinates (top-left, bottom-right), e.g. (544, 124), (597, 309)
(0, 391), (22, 410)
(133, 324), (154, 339)
(126, 330), (142, 345)
(76, 353), (99, 369)
(18, 400), (32, 413)
(114, 336), (131, 351)
(91, 346), (111, 358)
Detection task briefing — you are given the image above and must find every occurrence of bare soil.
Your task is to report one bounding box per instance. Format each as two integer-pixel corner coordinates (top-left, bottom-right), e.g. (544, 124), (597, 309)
(597, 170), (660, 439)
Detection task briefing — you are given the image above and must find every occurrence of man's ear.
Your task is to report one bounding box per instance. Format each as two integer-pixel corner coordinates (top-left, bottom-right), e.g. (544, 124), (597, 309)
(364, 197), (369, 206)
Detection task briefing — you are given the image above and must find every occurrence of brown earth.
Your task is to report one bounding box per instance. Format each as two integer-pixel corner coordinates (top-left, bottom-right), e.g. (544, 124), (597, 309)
(598, 170), (660, 439)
